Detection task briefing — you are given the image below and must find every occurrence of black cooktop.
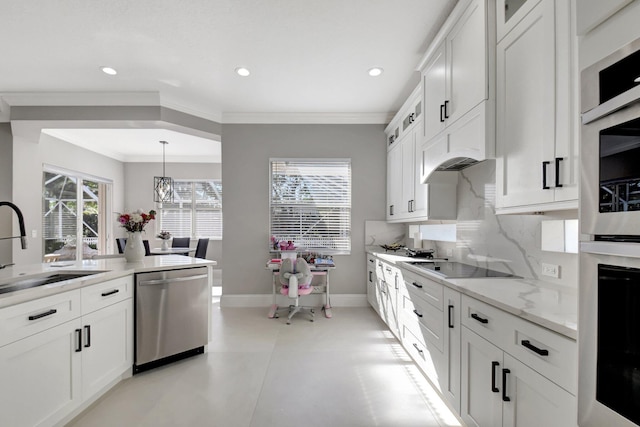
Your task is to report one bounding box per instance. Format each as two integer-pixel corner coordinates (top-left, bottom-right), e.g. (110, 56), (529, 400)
(408, 261), (519, 279)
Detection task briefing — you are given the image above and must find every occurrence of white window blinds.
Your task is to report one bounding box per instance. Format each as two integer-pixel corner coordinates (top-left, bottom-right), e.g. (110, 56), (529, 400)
(270, 159), (351, 253)
(158, 180), (222, 239)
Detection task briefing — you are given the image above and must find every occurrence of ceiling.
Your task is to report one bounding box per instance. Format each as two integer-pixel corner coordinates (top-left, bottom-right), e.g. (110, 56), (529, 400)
(1, 0), (456, 160)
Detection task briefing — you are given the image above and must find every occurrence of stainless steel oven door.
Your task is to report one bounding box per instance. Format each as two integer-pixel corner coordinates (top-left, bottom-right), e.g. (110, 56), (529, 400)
(581, 101), (640, 237)
(579, 241), (640, 427)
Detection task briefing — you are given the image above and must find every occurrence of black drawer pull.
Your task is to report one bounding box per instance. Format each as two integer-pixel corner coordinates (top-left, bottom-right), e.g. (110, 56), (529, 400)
(412, 281), (423, 289)
(448, 304), (454, 328)
(75, 328), (82, 352)
(491, 361), (500, 393)
(444, 100), (450, 118)
(471, 313), (488, 324)
(413, 309), (423, 318)
(369, 271), (373, 283)
(440, 104), (445, 122)
(101, 289), (120, 297)
(502, 369), (511, 402)
(28, 309), (57, 321)
(521, 340), (549, 356)
(84, 325), (91, 348)
(413, 343), (423, 354)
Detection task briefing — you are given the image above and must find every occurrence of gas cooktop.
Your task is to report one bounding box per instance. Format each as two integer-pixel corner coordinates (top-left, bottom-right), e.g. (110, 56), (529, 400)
(407, 261), (519, 279)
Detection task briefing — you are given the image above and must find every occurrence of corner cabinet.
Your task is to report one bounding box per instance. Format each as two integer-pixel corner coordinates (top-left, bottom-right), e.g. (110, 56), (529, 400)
(495, 0), (578, 214)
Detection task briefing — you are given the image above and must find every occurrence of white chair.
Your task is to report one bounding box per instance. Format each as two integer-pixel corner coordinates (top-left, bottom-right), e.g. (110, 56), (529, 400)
(278, 257), (315, 324)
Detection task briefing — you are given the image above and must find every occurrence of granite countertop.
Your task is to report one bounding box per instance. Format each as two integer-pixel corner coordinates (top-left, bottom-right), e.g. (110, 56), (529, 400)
(367, 247), (577, 340)
(0, 255), (216, 308)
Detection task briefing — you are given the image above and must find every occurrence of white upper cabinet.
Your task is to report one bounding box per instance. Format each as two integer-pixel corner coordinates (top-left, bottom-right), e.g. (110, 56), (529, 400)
(418, 0), (495, 182)
(495, 0), (578, 214)
(575, 0), (633, 35)
(496, 0), (542, 42)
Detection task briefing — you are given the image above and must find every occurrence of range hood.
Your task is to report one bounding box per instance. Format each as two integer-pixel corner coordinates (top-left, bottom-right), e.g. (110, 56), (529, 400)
(434, 156), (481, 171)
(420, 148), (487, 183)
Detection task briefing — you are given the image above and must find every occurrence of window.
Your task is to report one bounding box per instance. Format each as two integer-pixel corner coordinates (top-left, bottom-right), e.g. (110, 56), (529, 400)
(270, 159), (351, 253)
(43, 166), (112, 259)
(157, 180), (222, 239)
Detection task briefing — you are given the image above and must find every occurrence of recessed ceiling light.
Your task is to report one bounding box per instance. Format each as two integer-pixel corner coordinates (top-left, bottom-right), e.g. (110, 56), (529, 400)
(368, 67), (384, 77)
(100, 66), (117, 76)
(235, 67), (251, 77)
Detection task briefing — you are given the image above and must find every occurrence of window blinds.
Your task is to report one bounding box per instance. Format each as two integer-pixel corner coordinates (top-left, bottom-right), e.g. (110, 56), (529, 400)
(159, 180), (222, 239)
(270, 159), (351, 252)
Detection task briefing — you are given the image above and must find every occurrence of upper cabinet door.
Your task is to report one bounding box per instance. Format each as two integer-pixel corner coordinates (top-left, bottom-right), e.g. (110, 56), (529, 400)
(446, 0), (488, 125)
(423, 42), (447, 142)
(496, 0), (543, 41)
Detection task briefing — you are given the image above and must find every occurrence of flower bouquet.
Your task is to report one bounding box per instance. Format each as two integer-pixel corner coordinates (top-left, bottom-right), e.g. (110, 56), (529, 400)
(117, 209), (156, 233)
(157, 230), (172, 250)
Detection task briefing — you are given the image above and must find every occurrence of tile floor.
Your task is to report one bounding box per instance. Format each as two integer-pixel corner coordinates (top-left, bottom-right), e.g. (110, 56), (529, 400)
(68, 302), (462, 427)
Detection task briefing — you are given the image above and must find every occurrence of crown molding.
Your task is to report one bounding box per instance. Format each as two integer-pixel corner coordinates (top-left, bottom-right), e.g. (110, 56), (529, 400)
(221, 112), (393, 124)
(0, 91), (160, 107)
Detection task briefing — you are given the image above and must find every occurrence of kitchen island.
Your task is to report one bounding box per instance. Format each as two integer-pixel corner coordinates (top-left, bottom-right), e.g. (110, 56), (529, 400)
(0, 255), (216, 427)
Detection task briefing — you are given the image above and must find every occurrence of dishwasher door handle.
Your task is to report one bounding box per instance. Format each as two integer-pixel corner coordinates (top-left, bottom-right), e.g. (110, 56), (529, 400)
(138, 274), (209, 286)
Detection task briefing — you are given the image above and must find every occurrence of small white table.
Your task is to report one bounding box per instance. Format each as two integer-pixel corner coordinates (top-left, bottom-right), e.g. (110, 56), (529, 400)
(150, 247), (195, 256)
(266, 262), (335, 319)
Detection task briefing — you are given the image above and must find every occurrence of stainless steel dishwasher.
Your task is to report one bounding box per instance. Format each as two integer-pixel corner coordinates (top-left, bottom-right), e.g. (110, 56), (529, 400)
(134, 266), (209, 373)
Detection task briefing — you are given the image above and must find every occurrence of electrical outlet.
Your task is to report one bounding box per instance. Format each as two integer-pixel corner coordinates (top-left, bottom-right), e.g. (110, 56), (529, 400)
(541, 263), (560, 278)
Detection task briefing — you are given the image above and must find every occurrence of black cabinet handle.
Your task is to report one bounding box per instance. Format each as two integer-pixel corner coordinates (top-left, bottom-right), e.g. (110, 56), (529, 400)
(471, 313), (489, 324)
(491, 361), (500, 393)
(75, 328), (82, 352)
(408, 200), (412, 213)
(412, 281), (423, 289)
(502, 369), (511, 402)
(389, 205), (394, 216)
(444, 100), (450, 118)
(28, 309), (57, 321)
(542, 161), (550, 189)
(84, 325), (91, 348)
(369, 271), (373, 283)
(440, 104), (445, 122)
(448, 304), (454, 328)
(555, 157), (563, 188)
(369, 259), (374, 263)
(101, 289), (120, 297)
(413, 343), (423, 354)
(521, 339), (549, 356)
(413, 309), (423, 318)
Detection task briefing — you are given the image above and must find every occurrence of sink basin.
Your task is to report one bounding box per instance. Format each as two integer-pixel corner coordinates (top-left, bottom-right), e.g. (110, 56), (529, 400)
(0, 271), (103, 295)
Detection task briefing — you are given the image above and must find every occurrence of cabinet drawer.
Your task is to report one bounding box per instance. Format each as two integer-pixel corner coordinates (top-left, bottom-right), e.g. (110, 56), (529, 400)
(81, 276), (133, 315)
(0, 290), (81, 347)
(401, 269), (443, 311)
(506, 315), (577, 394)
(461, 295), (512, 350)
(400, 291), (444, 353)
(401, 322), (443, 388)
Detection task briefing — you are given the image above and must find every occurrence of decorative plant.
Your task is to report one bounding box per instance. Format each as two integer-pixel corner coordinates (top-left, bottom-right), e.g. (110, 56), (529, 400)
(117, 209), (156, 233)
(157, 230), (172, 240)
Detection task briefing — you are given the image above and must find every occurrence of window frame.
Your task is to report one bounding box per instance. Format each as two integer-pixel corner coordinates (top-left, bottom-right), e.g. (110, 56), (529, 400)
(156, 179), (222, 240)
(269, 158), (352, 254)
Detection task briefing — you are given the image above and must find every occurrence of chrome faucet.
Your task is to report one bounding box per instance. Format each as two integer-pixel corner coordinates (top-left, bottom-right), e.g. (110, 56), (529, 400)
(0, 201), (28, 249)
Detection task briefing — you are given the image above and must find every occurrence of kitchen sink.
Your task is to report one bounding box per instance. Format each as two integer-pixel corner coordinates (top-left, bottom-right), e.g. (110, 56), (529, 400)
(0, 271), (104, 295)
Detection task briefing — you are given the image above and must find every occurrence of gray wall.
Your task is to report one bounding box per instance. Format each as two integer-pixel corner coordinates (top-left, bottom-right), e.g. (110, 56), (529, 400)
(221, 124), (386, 296)
(0, 123), (13, 263)
(124, 162), (222, 263)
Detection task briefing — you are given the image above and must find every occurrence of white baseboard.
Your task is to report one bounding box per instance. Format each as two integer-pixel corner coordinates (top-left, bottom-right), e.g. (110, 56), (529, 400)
(220, 293), (368, 308)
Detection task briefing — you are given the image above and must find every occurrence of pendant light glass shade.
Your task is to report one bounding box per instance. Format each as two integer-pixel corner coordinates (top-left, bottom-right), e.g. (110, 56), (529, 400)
(154, 141), (174, 203)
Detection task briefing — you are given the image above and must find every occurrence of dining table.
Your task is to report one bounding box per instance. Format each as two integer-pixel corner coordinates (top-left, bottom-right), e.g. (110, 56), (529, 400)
(150, 247), (196, 256)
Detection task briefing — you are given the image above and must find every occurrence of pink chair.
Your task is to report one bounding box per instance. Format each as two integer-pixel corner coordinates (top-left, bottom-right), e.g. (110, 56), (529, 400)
(278, 258), (315, 324)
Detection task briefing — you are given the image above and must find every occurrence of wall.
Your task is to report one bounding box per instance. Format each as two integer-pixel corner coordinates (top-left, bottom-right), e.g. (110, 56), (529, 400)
(0, 123), (13, 263)
(12, 132), (125, 265)
(420, 160), (578, 288)
(124, 162), (222, 264)
(221, 123), (386, 301)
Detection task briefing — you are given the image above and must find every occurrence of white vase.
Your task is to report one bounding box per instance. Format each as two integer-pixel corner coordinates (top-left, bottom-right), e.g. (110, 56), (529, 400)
(161, 239), (169, 250)
(124, 232), (145, 262)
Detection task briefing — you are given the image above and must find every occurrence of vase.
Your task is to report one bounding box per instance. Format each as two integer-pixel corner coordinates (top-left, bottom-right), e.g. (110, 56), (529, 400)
(161, 239), (169, 250)
(124, 232), (145, 262)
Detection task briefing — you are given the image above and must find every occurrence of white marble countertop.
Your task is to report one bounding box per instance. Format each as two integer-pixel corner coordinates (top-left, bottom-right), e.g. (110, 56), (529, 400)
(0, 256), (216, 308)
(367, 248), (577, 340)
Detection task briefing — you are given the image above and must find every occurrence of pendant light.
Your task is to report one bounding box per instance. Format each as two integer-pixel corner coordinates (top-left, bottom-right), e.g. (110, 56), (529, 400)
(154, 140), (174, 203)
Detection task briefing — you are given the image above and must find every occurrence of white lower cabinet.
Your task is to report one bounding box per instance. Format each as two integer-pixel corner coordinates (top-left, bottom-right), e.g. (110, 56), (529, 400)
(366, 255), (380, 315)
(0, 318), (82, 427)
(0, 276), (134, 427)
(461, 327), (576, 427)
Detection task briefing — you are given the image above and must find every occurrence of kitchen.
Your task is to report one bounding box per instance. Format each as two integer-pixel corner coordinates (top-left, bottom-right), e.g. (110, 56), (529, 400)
(0, 0), (639, 426)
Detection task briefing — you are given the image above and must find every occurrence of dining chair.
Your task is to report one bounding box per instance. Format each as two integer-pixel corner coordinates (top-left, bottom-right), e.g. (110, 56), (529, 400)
(171, 237), (190, 248)
(194, 238), (209, 259)
(116, 238), (127, 254)
(143, 240), (151, 256)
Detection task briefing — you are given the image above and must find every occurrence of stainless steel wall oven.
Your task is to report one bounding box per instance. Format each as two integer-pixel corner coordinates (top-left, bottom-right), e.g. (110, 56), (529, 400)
(580, 35), (640, 427)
